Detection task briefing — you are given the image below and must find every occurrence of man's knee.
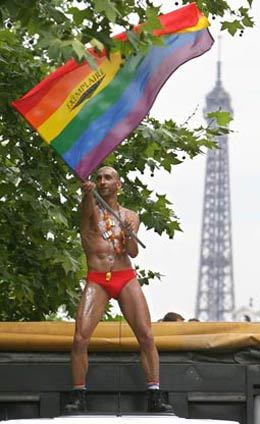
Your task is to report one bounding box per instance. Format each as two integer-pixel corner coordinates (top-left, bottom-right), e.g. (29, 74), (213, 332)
(138, 328), (155, 350)
(72, 332), (91, 353)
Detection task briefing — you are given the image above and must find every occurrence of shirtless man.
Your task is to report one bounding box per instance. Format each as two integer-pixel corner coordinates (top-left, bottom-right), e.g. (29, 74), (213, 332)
(65, 166), (174, 414)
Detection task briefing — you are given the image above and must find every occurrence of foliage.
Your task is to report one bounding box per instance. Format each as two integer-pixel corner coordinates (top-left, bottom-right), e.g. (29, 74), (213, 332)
(0, 0), (253, 321)
(0, 30), (85, 320)
(102, 303), (125, 322)
(0, 0), (255, 65)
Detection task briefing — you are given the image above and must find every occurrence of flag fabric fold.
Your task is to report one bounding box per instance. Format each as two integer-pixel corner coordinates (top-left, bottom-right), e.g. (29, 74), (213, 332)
(12, 2), (214, 180)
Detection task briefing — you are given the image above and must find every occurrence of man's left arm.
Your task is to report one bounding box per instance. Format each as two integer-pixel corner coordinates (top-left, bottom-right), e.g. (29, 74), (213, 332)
(124, 211), (140, 258)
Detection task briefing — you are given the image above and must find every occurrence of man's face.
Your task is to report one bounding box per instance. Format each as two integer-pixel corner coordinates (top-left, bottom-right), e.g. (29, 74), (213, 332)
(96, 167), (121, 198)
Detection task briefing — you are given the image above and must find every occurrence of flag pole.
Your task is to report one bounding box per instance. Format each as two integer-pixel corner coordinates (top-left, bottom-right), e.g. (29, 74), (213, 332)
(93, 189), (146, 249)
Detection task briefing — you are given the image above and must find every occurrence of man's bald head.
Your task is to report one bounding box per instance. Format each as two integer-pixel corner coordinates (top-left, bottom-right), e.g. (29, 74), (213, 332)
(95, 166), (121, 197)
(97, 166), (119, 180)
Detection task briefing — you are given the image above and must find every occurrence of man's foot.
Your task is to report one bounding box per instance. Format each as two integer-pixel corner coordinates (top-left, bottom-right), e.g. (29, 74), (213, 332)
(64, 389), (87, 414)
(147, 390), (175, 414)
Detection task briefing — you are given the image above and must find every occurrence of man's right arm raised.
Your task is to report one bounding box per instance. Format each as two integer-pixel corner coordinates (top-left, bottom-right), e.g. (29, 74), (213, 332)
(80, 181), (99, 236)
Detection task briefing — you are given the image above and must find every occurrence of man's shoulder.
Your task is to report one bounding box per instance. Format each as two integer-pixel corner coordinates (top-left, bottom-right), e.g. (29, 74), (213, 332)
(120, 206), (138, 219)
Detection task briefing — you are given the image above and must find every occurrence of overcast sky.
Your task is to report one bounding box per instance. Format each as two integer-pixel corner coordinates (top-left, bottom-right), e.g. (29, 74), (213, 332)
(112, 1), (260, 321)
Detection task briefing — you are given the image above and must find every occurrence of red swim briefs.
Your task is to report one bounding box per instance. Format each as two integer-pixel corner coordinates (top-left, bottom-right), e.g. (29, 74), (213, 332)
(86, 268), (136, 299)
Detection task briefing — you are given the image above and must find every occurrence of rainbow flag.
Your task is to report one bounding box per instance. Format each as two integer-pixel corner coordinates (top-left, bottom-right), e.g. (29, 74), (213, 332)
(12, 3), (214, 180)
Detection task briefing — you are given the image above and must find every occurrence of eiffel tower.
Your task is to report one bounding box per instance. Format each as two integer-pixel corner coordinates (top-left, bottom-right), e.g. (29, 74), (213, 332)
(195, 56), (235, 321)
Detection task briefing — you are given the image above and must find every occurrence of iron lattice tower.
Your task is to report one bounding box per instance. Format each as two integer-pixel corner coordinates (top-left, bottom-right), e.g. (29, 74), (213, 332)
(195, 59), (235, 321)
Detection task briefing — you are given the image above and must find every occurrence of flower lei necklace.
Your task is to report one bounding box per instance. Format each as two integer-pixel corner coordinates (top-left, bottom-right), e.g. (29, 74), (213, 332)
(98, 205), (127, 282)
(98, 205), (126, 255)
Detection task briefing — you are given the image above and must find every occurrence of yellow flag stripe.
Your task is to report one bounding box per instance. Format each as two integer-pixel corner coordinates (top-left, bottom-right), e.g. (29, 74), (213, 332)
(38, 52), (122, 143)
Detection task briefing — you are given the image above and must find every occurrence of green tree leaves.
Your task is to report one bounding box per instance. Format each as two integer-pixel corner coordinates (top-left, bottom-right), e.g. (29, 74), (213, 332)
(0, 37), (85, 320)
(0, 0), (255, 65)
(93, 0), (121, 23)
(207, 110), (233, 127)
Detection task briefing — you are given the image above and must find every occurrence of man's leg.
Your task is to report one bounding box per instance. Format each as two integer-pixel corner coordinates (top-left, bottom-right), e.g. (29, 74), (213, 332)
(71, 282), (110, 386)
(118, 279), (159, 383)
(118, 279), (175, 413)
(65, 282), (109, 413)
